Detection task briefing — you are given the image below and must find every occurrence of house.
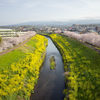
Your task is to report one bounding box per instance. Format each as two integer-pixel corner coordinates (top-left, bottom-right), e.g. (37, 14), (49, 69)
(95, 26), (100, 33)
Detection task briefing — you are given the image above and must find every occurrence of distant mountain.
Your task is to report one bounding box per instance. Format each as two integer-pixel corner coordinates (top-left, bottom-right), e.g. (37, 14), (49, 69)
(9, 19), (100, 26)
(12, 21), (66, 26)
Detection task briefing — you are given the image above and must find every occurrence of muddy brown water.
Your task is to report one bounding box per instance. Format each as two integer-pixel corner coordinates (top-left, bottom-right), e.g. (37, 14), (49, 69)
(31, 37), (65, 100)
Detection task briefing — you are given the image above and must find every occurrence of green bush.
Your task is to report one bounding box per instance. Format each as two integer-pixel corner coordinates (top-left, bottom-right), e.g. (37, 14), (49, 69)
(0, 36), (2, 44)
(49, 56), (56, 69)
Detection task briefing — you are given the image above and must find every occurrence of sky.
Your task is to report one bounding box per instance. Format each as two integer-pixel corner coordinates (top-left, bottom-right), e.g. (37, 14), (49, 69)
(0, 0), (100, 25)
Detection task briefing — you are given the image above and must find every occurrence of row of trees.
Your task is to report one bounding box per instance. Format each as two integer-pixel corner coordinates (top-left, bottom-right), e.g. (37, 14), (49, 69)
(64, 31), (100, 47)
(0, 31), (36, 52)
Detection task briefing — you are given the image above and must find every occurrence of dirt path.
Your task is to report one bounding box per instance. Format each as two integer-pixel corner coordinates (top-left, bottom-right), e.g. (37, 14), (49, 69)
(0, 37), (32, 56)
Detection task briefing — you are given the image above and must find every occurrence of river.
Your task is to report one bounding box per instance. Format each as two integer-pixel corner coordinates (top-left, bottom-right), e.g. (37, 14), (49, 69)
(31, 36), (65, 100)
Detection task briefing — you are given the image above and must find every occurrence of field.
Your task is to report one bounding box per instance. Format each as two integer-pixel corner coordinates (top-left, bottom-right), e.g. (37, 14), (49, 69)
(0, 35), (48, 100)
(49, 34), (100, 100)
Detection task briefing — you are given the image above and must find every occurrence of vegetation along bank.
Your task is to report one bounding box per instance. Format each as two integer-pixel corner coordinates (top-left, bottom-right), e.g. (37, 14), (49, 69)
(49, 56), (56, 70)
(49, 34), (100, 100)
(0, 34), (48, 100)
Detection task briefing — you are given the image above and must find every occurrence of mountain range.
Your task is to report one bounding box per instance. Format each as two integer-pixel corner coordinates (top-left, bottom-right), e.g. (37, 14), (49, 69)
(9, 19), (100, 26)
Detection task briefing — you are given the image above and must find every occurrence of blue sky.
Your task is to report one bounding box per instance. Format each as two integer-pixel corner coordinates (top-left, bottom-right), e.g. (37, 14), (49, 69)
(0, 0), (100, 25)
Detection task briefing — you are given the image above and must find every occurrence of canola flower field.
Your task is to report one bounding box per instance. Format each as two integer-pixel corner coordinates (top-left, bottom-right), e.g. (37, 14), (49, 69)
(0, 35), (48, 100)
(49, 34), (100, 100)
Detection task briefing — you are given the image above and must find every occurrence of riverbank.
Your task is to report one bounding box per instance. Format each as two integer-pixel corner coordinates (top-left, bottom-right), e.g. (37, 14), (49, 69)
(0, 35), (48, 100)
(48, 34), (100, 100)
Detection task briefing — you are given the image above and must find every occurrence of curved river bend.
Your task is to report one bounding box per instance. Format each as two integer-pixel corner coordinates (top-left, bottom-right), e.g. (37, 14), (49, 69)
(31, 37), (65, 100)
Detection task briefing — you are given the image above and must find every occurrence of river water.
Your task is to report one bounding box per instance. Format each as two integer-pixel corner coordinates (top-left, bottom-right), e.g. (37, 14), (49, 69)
(31, 37), (65, 100)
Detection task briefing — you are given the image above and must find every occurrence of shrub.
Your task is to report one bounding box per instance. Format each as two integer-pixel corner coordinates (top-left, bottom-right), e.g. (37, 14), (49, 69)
(49, 56), (56, 69)
(0, 36), (2, 44)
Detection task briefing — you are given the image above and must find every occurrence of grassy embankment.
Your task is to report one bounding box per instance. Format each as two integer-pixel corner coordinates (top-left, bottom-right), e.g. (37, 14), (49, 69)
(49, 34), (100, 100)
(0, 35), (48, 100)
(49, 56), (56, 70)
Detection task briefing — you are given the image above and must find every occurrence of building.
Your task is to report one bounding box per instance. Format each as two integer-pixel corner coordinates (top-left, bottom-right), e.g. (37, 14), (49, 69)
(0, 29), (14, 37)
(95, 26), (100, 33)
(0, 29), (27, 38)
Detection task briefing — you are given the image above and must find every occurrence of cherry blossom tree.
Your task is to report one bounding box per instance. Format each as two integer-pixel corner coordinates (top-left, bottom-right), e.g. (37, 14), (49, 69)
(0, 31), (36, 52)
(64, 31), (100, 47)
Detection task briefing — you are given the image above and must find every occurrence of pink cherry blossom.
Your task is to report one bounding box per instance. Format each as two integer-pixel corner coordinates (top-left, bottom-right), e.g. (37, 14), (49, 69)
(64, 31), (100, 47)
(0, 31), (36, 52)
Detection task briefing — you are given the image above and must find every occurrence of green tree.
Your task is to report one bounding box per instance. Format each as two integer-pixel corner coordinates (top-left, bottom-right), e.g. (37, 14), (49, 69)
(0, 36), (2, 44)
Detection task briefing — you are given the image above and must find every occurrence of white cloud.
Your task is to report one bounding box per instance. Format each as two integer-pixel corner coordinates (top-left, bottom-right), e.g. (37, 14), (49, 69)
(80, 0), (100, 9)
(50, 3), (72, 10)
(25, 3), (40, 7)
(7, 0), (17, 3)
(22, 2), (41, 9)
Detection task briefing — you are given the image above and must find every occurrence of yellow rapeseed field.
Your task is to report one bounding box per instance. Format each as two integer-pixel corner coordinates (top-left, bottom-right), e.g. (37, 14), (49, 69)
(50, 34), (100, 100)
(0, 35), (48, 100)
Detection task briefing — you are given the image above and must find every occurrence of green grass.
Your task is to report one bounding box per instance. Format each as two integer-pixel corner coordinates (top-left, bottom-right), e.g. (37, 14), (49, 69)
(49, 34), (100, 100)
(0, 37), (37, 70)
(49, 56), (56, 69)
(26, 37), (38, 48)
(0, 50), (26, 69)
